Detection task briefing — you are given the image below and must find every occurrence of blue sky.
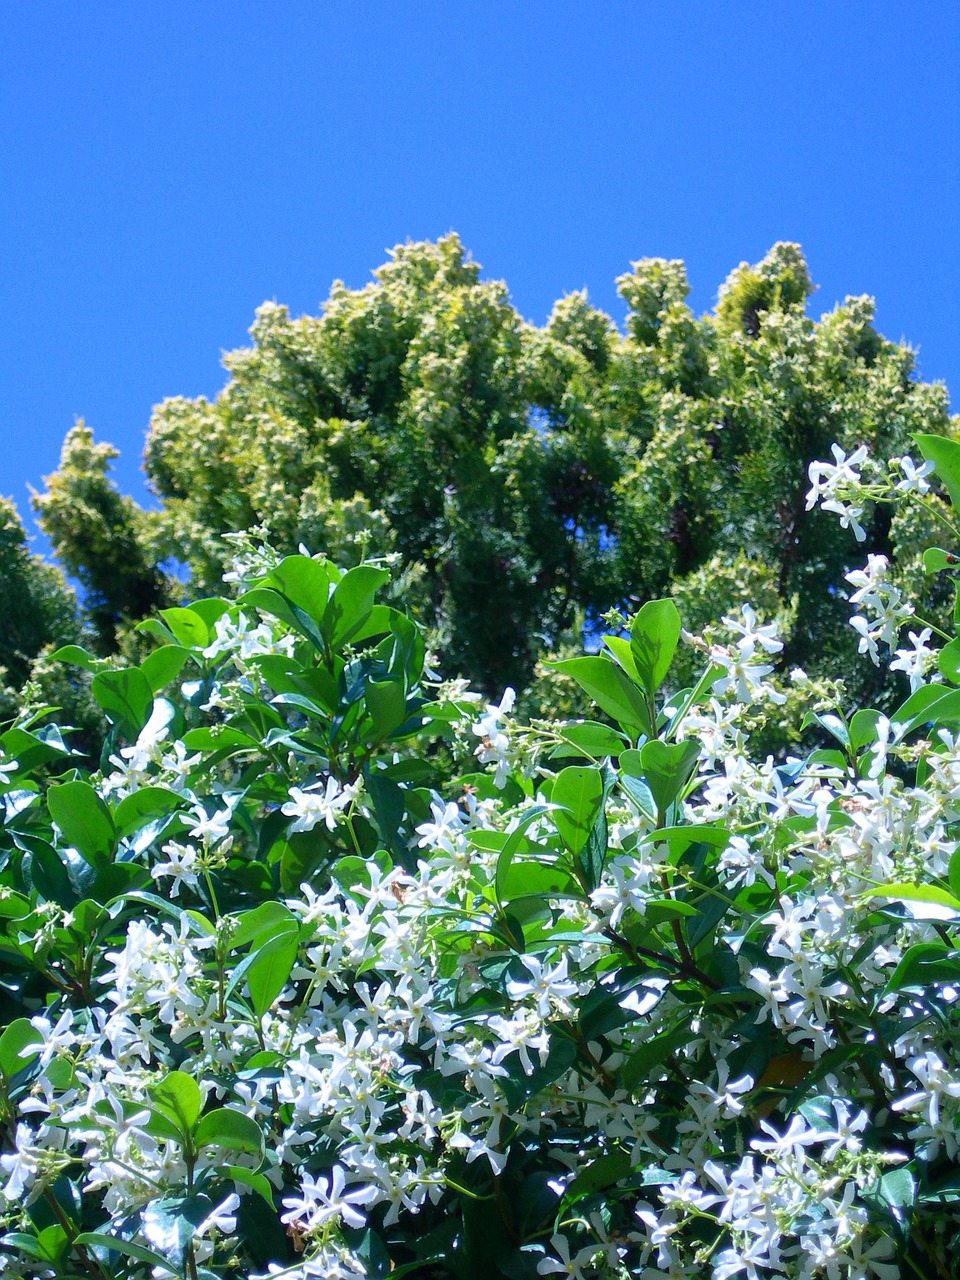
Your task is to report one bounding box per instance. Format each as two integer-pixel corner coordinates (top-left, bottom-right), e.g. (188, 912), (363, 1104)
(2, 4), (958, 544)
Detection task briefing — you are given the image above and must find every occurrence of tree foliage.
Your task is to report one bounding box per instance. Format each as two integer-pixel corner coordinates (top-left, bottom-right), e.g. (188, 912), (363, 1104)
(31, 236), (956, 712)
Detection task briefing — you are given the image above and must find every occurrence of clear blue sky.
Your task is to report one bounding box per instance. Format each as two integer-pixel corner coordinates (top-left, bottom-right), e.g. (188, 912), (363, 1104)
(2, 3), (957, 543)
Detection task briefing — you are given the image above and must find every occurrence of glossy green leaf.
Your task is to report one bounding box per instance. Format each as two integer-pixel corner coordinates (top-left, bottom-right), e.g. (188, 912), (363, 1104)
(630, 598), (681, 695)
(49, 644), (101, 671)
(140, 646), (190, 693)
(195, 1107), (265, 1158)
(866, 883), (960, 920)
(0, 1018), (43, 1081)
(637, 739), (701, 821)
(550, 720), (628, 760)
(266, 555), (339, 622)
(47, 781), (116, 867)
(561, 1150), (630, 1205)
(324, 564), (390, 649)
(552, 766), (603, 857)
(884, 943), (960, 993)
(90, 667), (154, 739)
(548, 656), (652, 735)
(245, 927), (300, 1017)
(139, 1196), (214, 1271)
(923, 547), (957, 574)
(915, 433), (960, 510)
(939, 639), (960, 685)
(230, 900), (299, 951)
(159, 606), (210, 649)
(148, 1071), (202, 1134)
(849, 709), (882, 752)
(113, 786), (183, 841)
(75, 1233), (179, 1276)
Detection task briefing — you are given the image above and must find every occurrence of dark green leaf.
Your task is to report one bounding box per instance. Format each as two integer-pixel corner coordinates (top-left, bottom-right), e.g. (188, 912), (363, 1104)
(47, 781), (116, 867)
(636, 739), (701, 821)
(114, 786), (183, 841)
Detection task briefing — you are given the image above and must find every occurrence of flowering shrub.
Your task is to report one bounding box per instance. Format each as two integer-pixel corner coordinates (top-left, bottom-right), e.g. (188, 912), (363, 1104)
(3, 433), (960, 1278)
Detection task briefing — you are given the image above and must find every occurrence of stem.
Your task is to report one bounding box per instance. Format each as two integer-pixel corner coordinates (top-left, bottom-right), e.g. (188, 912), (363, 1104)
(905, 486), (960, 545)
(601, 925), (721, 992)
(43, 1189), (109, 1280)
(202, 864), (221, 920)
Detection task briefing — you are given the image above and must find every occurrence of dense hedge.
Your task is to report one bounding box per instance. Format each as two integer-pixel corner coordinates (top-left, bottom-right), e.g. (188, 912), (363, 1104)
(2, 438), (960, 1277)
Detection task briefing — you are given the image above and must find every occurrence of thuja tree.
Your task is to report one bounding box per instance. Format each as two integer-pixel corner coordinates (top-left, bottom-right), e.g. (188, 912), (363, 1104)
(32, 237), (956, 710)
(6, 435), (960, 1276)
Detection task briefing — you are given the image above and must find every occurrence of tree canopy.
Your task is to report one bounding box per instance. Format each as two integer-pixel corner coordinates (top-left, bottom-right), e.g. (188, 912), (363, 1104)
(29, 235), (957, 716)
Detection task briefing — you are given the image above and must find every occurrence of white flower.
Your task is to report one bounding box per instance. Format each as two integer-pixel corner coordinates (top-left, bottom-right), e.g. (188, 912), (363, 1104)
(280, 1166), (379, 1232)
(894, 454), (934, 494)
(537, 1233), (599, 1278)
(890, 627), (936, 691)
(282, 777), (354, 833)
(151, 840), (200, 894)
(472, 688), (516, 788)
(805, 443), (868, 509)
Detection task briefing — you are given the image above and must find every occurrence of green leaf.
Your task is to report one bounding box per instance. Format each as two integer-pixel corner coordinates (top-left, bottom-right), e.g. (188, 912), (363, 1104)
(266, 555), (339, 622)
(25, 838), (75, 907)
(195, 1108), (265, 1158)
(245, 927), (300, 1017)
(49, 644), (101, 671)
(324, 564), (390, 650)
(621, 1025), (691, 1089)
(552, 766), (603, 858)
(47, 781), (116, 867)
(865, 883), (960, 920)
(561, 1150), (630, 1206)
(849, 709), (882, 752)
(159, 607), (210, 649)
(492, 804), (553, 905)
(90, 667), (154, 739)
(923, 547), (958, 574)
(139, 1196), (214, 1272)
(221, 1163), (275, 1206)
(0, 1232), (46, 1260)
(915, 433), (960, 510)
(0, 1018), (43, 1081)
(148, 1071), (202, 1134)
(230, 901), (299, 951)
(891, 684), (960, 734)
(630, 598), (681, 695)
(365, 676), (407, 740)
(548, 656), (652, 735)
(140, 646), (190, 694)
(549, 720), (628, 760)
(601, 635), (640, 682)
(636, 739), (701, 822)
(497, 859), (580, 903)
(113, 786), (183, 841)
(884, 943), (960, 993)
(74, 1233), (180, 1276)
(939, 639), (960, 685)
(801, 710), (849, 747)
